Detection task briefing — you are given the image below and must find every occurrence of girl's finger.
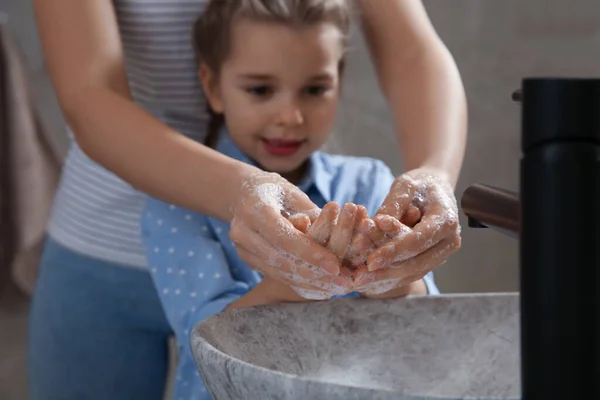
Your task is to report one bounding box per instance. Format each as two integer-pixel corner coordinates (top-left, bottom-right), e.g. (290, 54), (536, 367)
(289, 213), (311, 233)
(328, 203), (357, 260)
(307, 202), (340, 247)
(347, 233), (375, 267)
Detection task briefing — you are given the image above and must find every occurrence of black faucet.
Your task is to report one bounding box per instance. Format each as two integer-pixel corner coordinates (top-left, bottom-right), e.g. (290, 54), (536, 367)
(461, 78), (600, 400)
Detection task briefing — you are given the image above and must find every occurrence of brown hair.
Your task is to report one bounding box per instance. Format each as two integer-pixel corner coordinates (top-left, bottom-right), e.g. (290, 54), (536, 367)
(192, 0), (353, 148)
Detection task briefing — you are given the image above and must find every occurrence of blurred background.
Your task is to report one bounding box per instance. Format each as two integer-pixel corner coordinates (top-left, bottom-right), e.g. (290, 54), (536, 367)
(1, 0), (599, 398)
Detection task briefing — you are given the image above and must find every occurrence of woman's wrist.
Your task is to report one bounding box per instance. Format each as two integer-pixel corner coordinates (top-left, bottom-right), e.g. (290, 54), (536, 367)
(213, 156), (262, 222)
(405, 164), (454, 190)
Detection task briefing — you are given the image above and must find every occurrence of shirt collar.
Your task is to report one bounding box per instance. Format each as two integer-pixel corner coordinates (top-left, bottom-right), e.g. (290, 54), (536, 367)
(215, 131), (333, 201)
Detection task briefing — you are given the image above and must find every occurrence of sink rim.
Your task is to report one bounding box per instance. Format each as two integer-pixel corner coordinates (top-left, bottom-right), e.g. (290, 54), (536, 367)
(191, 292), (520, 400)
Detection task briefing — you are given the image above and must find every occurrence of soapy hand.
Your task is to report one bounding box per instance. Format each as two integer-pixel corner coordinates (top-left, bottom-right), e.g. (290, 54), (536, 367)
(352, 168), (462, 296)
(229, 171), (352, 300)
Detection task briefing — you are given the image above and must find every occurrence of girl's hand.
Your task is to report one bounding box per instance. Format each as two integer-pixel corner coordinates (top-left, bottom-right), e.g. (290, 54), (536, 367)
(294, 201), (420, 299)
(229, 171), (352, 300)
(288, 199), (432, 299)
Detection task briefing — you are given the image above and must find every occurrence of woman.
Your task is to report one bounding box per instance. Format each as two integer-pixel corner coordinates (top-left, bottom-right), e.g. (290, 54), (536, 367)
(28, 0), (466, 399)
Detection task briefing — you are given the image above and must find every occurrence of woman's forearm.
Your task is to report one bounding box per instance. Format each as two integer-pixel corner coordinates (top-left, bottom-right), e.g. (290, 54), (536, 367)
(33, 0), (260, 221)
(358, 0), (467, 188)
(66, 87), (257, 221)
(376, 46), (467, 188)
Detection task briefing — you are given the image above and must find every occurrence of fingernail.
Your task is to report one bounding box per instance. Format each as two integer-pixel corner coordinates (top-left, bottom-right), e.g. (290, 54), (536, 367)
(343, 202), (357, 215)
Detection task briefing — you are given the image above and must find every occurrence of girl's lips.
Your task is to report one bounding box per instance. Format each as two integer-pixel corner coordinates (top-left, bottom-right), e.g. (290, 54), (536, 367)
(261, 138), (305, 156)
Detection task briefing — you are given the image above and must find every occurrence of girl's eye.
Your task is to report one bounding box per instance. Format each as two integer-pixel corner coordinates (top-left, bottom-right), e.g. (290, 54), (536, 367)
(305, 85), (329, 96)
(246, 85), (273, 97)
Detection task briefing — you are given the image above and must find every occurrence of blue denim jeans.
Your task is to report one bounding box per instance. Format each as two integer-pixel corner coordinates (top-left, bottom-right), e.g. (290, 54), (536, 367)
(28, 237), (173, 400)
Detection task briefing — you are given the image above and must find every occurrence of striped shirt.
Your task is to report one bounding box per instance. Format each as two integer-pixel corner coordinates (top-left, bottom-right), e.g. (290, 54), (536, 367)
(48, 0), (210, 268)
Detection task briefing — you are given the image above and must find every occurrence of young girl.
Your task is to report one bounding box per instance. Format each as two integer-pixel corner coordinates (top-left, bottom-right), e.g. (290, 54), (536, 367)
(141, 1), (440, 398)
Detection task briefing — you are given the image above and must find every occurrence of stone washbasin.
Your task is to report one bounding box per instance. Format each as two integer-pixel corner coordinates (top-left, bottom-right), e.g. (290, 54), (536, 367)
(190, 293), (520, 400)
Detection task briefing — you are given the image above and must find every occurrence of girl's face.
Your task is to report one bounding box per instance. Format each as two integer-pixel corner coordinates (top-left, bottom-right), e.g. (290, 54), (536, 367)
(201, 18), (344, 183)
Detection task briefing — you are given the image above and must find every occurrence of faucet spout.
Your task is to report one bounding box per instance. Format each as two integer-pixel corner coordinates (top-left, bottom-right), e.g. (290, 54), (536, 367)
(460, 184), (520, 239)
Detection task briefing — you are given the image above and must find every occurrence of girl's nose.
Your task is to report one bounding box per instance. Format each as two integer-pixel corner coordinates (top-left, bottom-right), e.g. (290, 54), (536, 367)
(275, 102), (304, 127)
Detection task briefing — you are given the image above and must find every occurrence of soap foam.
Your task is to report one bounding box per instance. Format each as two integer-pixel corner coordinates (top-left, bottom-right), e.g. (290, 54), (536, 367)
(291, 287), (333, 300)
(356, 278), (404, 295)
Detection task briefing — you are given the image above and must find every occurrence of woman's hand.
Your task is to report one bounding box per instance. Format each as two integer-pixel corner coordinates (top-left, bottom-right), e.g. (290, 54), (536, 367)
(352, 168), (461, 296)
(229, 171), (353, 300)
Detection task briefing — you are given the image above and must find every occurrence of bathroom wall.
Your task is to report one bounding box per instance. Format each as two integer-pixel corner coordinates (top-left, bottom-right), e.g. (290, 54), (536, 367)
(2, 0), (600, 293)
(333, 0), (600, 293)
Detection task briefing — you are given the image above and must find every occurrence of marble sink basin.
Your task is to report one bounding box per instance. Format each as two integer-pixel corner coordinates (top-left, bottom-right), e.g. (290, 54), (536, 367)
(190, 293), (520, 400)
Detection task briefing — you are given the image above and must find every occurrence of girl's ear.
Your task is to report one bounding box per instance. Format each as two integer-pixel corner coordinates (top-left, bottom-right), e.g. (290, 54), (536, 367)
(199, 63), (224, 113)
